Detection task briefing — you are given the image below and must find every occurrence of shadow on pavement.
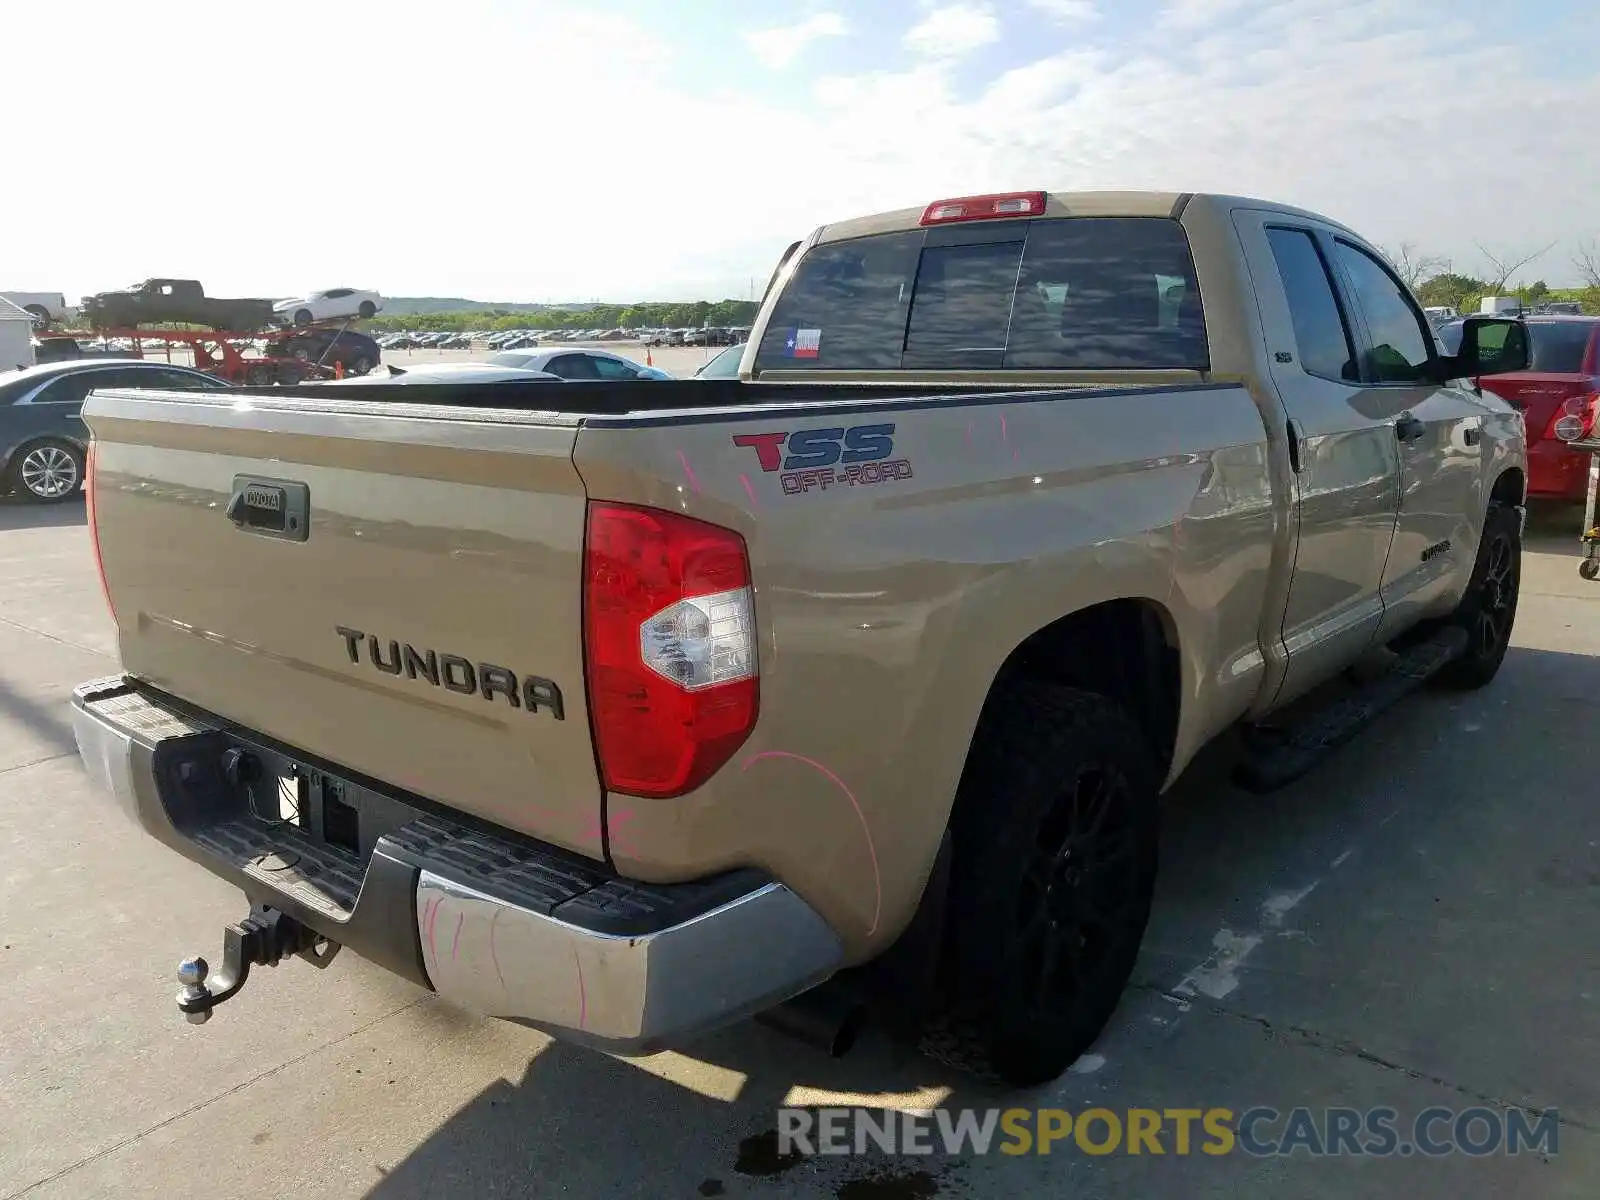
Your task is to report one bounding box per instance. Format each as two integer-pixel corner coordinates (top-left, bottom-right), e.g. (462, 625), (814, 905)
(356, 645), (1600, 1198)
(0, 493), (86, 531)
(363, 1022), (998, 1199)
(0, 666), (82, 756)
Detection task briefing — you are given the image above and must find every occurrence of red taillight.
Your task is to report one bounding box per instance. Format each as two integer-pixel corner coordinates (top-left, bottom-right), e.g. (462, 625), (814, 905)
(84, 440), (118, 624)
(920, 191), (1047, 226)
(1548, 395), (1599, 443)
(583, 502), (759, 798)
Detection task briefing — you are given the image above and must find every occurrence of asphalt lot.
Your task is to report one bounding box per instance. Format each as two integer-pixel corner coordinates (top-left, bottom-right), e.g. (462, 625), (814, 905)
(2, 494), (1598, 1199)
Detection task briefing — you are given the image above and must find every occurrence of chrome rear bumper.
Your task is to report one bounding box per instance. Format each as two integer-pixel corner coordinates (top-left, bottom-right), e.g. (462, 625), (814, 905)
(70, 676), (843, 1053)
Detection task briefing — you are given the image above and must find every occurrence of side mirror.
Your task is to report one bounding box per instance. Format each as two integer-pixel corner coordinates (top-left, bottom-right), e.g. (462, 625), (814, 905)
(1446, 316), (1529, 378)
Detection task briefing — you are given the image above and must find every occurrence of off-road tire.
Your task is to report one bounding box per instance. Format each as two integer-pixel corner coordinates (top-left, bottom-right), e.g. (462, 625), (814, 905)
(350, 355), (374, 376)
(1433, 501), (1520, 690)
(918, 683), (1161, 1087)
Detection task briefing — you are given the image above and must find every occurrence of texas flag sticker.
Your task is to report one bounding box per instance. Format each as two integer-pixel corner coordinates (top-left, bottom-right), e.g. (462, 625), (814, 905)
(784, 328), (822, 359)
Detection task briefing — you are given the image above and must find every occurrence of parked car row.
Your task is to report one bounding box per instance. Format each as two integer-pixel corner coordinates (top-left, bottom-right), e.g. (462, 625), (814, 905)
(378, 332), (473, 350)
(372, 326), (753, 349)
(643, 326), (748, 347)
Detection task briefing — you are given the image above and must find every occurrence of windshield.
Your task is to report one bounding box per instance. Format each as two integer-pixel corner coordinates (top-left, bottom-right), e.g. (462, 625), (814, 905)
(696, 343), (744, 378)
(485, 352), (538, 368)
(754, 216), (1208, 373)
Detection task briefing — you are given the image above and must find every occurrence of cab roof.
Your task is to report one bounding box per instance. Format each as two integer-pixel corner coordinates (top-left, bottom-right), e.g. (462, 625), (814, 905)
(813, 190), (1357, 244)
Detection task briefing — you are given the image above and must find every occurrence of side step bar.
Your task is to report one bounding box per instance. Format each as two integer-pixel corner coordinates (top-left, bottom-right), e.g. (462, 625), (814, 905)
(1233, 625), (1469, 794)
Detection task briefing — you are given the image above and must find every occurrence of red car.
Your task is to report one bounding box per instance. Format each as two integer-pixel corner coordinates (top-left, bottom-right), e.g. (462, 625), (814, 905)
(1441, 316), (1600, 501)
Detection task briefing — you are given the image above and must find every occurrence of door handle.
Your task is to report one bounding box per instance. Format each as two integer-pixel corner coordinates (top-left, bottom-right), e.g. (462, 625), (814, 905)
(1395, 415), (1426, 443)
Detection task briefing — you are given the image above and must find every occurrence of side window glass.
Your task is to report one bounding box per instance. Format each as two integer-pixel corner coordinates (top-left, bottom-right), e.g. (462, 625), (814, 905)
(1332, 241), (1433, 384)
(1265, 228), (1359, 383)
(30, 374), (97, 404)
(590, 355), (639, 380)
(549, 354), (598, 380)
(152, 369), (215, 388)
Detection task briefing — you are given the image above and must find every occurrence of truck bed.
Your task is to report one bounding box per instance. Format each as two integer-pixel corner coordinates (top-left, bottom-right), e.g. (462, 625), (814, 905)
(82, 373), (1263, 894)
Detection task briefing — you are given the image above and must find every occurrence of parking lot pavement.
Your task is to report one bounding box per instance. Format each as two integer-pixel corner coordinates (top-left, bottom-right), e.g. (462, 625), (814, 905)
(2, 500), (1598, 1199)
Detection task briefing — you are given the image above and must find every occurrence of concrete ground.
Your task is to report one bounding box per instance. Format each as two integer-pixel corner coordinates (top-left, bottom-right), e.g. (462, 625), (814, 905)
(1, 499), (1597, 1199)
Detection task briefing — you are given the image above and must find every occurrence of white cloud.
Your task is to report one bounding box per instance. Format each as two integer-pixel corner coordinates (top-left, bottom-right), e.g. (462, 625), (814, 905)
(1026, 0), (1100, 22)
(1160, 0), (1257, 29)
(742, 13), (848, 70)
(904, 4), (1002, 59)
(4, 0), (1598, 300)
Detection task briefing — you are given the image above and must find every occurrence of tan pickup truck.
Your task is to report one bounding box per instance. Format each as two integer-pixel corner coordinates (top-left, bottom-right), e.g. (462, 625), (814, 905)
(71, 190), (1531, 1087)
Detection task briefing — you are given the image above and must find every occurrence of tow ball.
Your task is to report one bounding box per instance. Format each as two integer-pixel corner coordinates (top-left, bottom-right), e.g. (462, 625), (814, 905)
(176, 905), (342, 1024)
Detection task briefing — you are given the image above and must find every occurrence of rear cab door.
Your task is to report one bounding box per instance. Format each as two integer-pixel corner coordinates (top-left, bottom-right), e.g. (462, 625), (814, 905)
(1323, 238), (1489, 639)
(1232, 209), (1401, 706)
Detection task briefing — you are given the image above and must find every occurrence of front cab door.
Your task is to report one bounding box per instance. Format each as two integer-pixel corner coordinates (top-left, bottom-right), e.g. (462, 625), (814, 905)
(1325, 239), (1487, 641)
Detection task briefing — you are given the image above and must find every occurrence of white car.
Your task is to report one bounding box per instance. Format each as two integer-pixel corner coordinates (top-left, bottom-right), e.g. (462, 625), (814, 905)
(327, 363), (564, 386)
(483, 347), (673, 380)
(273, 288), (383, 326)
(1, 291), (72, 329)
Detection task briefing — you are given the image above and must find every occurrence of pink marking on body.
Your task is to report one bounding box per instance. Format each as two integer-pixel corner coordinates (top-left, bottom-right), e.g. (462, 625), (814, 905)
(740, 749), (882, 936)
(450, 912), (464, 963)
(739, 472), (760, 509)
(488, 908), (508, 993)
(572, 946), (588, 1030)
(423, 895), (442, 963)
(677, 450), (702, 494)
(999, 413), (1010, 445)
(580, 806), (634, 849)
(964, 421), (974, 450)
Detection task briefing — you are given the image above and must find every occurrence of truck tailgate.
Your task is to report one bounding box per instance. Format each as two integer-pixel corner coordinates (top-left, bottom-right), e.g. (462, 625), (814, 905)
(83, 388), (603, 857)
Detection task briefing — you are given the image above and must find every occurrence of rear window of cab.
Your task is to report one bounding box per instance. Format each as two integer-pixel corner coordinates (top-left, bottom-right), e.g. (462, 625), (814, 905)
(753, 216), (1208, 373)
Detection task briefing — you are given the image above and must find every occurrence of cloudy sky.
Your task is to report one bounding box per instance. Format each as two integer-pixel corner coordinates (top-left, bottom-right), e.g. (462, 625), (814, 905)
(5, 0), (1596, 304)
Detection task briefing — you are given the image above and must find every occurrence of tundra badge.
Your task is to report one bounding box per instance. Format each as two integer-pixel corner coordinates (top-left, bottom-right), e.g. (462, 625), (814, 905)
(334, 627), (565, 719)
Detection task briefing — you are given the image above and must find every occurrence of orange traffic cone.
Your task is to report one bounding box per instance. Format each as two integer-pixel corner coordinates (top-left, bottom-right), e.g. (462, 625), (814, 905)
(646, 347), (653, 367)
(334, 360), (345, 380)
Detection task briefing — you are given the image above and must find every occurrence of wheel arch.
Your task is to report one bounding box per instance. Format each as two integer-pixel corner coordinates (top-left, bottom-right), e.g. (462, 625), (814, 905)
(950, 597), (1183, 823)
(874, 597), (1184, 985)
(1490, 466), (1525, 509)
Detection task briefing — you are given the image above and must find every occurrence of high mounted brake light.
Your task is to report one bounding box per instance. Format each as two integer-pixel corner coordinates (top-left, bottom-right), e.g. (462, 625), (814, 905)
(920, 191), (1047, 226)
(583, 502), (759, 798)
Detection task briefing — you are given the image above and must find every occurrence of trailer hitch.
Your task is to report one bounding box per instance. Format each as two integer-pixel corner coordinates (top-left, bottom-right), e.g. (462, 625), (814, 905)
(176, 905), (341, 1024)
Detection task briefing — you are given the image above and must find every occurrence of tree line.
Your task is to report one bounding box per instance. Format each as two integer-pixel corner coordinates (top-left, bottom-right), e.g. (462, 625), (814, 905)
(367, 298), (761, 333)
(366, 237), (1600, 334)
(1387, 239), (1600, 315)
